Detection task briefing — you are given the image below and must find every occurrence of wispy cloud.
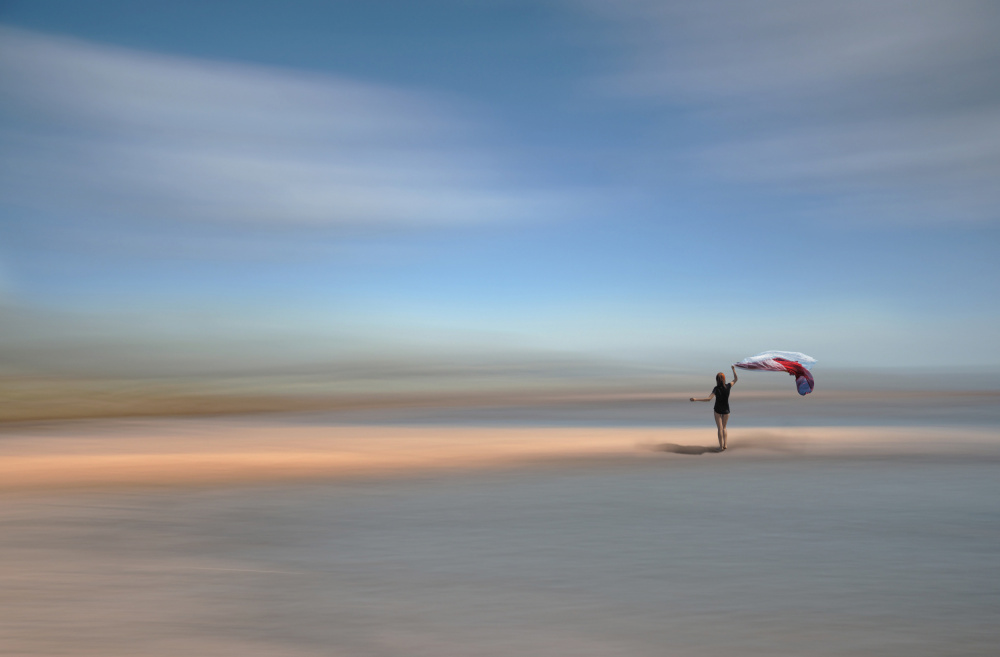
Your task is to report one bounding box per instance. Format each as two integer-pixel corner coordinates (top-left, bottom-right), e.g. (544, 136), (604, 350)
(0, 26), (563, 229)
(583, 0), (1000, 223)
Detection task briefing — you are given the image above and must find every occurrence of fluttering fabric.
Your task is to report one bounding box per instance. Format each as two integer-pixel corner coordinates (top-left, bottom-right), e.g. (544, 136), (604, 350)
(734, 351), (817, 396)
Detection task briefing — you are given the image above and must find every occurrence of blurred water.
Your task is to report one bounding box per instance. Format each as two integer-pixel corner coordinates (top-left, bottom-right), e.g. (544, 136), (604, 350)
(2, 455), (998, 656)
(285, 392), (1000, 428)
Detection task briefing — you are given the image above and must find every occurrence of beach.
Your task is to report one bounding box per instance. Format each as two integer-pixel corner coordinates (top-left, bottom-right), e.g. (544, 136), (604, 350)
(5, 2), (999, 654)
(2, 416), (999, 656)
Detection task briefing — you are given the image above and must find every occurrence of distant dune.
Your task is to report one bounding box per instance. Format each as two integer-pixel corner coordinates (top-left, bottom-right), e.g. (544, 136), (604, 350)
(4, 374), (998, 425)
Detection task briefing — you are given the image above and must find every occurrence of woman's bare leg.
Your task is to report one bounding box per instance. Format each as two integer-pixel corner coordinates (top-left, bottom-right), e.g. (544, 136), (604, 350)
(720, 413), (729, 450)
(714, 412), (725, 451)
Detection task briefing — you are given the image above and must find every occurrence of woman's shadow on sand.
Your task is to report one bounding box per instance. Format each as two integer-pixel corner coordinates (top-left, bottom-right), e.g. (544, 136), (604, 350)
(652, 443), (722, 456)
(648, 433), (796, 456)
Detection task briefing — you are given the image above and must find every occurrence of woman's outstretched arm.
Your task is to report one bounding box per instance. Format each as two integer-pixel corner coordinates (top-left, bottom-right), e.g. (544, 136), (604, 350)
(731, 365), (738, 385)
(690, 393), (715, 402)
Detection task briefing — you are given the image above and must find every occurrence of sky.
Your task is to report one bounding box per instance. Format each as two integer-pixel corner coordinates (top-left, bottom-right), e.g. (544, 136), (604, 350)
(1, 0), (999, 385)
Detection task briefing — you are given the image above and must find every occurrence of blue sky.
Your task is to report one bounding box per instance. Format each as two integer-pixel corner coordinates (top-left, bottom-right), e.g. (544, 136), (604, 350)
(1, 0), (998, 381)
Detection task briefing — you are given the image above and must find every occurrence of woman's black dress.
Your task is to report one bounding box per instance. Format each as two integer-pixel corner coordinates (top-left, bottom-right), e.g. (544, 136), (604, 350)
(713, 382), (732, 415)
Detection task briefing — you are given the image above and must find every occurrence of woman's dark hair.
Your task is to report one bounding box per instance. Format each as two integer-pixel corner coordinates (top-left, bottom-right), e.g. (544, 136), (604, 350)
(716, 372), (726, 388)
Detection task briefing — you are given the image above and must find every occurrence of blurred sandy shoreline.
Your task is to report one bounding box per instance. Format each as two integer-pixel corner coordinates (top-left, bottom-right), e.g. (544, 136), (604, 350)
(2, 419), (997, 492)
(3, 421), (998, 657)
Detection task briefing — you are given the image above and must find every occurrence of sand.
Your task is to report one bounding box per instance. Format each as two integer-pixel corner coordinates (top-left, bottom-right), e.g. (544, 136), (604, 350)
(2, 419), (997, 491)
(2, 418), (999, 656)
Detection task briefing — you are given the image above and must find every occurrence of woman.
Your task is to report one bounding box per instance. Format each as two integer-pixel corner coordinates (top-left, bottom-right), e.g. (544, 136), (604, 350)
(689, 365), (738, 451)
